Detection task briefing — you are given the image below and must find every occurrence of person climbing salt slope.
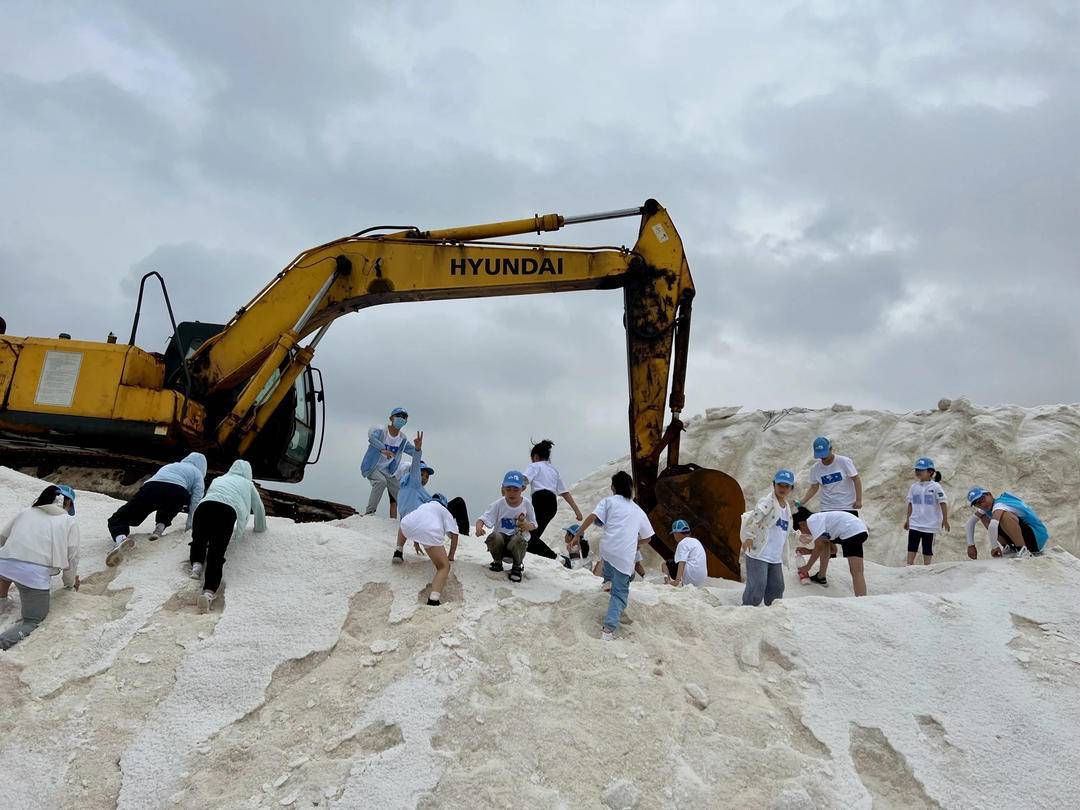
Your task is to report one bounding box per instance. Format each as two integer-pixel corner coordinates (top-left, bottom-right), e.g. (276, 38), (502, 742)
(360, 406), (415, 516)
(395, 432), (471, 533)
(188, 459), (267, 613)
(475, 471), (536, 583)
(793, 507), (869, 596)
(904, 457), (949, 566)
(740, 469), (796, 605)
(396, 493), (459, 606)
(106, 452), (207, 566)
(0, 484), (80, 649)
(523, 439), (583, 559)
(572, 471), (655, 640)
(965, 487), (1049, 559)
(797, 437), (861, 574)
(662, 519), (707, 588)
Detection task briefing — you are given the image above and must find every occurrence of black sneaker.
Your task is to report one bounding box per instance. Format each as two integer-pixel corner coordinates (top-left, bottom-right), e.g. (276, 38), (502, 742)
(426, 597), (441, 606)
(809, 574), (828, 586)
(488, 561), (504, 572)
(392, 549), (404, 564)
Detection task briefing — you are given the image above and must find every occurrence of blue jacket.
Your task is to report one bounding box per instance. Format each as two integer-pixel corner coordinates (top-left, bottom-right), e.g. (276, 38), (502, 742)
(360, 426), (415, 478)
(201, 459), (268, 544)
(148, 452), (207, 530)
(397, 444), (432, 519)
(994, 492), (1049, 550)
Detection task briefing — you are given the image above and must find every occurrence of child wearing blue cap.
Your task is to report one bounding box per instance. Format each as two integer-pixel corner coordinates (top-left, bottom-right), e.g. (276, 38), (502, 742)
(965, 487), (1049, 559)
(661, 519), (707, 587)
(475, 470), (537, 583)
(360, 407), (415, 516)
(904, 458), (949, 566)
(0, 484), (81, 649)
(560, 523), (592, 569)
(801, 438), (861, 514)
(740, 469), (795, 605)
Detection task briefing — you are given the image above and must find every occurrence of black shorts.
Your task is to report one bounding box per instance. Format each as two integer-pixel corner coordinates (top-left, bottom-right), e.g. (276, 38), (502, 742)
(907, 530), (934, 555)
(1005, 517), (1040, 553)
(663, 560), (679, 579)
(837, 532), (867, 558)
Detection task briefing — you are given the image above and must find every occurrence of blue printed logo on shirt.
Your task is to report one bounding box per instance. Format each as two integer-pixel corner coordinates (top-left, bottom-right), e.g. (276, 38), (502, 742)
(923, 494), (937, 505)
(820, 472), (844, 485)
(776, 517), (789, 530)
(500, 517), (516, 531)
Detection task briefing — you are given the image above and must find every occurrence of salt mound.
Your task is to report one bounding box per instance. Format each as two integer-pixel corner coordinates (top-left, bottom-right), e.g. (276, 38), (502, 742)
(560, 400), (1080, 564)
(1, 461), (1079, 809)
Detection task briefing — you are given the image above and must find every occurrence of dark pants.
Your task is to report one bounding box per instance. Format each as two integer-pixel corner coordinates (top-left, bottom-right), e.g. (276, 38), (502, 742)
(189, 501), (237, 592)
(107, 481), (189, 539)
(0, 582), (50, 650)
(446, 497), (470, 536)
(527, 489), (558, 559)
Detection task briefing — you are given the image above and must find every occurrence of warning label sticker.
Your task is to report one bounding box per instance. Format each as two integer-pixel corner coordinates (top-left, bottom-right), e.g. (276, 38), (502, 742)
(651, 223), (669, 243)
(34, 350), (82, 407)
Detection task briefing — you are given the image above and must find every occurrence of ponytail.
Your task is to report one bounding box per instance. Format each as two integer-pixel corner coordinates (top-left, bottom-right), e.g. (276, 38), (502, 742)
(32, 485), (62, 508)
(933, 470), (942, 483)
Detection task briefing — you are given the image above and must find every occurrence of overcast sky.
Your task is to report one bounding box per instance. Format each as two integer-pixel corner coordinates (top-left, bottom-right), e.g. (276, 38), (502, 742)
(2, 2), (1077, 515)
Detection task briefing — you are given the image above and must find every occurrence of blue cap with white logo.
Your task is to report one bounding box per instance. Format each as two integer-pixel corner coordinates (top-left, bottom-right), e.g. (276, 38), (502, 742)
(431, 493), (448, 507)
(564, 523), (582, 536)
(502, 470), (526, 489)
(671, 519), (691, 533)
(773, 469), (796, 486)
(56, 484), (76, 515)
(967, 486), (988, 505)
(812, 437), (831, 459)
(915, 457), (934, 470)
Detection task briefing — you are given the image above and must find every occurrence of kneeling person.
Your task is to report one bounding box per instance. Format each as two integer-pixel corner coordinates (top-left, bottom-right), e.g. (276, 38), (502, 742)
(475, 471), (536, 583)
(662, 519), (707, 588)
(794, 507), (869, 596)
(189, 459), (267, 612)
(397, 494), (458, 606)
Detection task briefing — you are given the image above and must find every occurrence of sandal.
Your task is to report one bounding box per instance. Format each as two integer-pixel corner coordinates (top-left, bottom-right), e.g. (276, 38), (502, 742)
(488, 561), (504, 572)
(809, 574), (828, 586)
(508, 566), (523, 583)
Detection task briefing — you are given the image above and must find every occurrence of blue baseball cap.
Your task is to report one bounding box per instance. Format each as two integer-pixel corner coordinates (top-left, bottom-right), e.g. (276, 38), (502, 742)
(502, 470), (526, 489)
(671, 519), (691, 533)
(914, 457), (935, 470)
(56, 484), (76, 515)
(419, 461), (434, 475)
(431, 493), (448, 507)
(967, 486), (989, 505)
(390, 406), (408, 417)
(812, 437), (831, 459)
(564, 523), (582, 536)
(773, 469), (796, 486)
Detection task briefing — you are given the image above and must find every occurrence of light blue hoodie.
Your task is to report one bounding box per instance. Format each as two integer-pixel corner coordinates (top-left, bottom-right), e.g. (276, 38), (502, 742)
(360, 426), (415, 478)
(201, 459), (267, 544)
(148, 452), (207, 530)
(397, 444), (433, 519)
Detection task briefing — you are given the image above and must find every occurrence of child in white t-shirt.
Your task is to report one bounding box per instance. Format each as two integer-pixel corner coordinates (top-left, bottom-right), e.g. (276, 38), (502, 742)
(740, 469), (795, 606)
(396, 494), (458, 606)
(661, 519), (707, 587)
(904, 457), (949, 566)
(475, 470), (537, 583)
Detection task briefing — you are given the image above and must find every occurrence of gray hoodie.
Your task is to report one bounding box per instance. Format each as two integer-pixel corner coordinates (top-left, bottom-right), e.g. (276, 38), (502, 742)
(148, 452), (207, 530)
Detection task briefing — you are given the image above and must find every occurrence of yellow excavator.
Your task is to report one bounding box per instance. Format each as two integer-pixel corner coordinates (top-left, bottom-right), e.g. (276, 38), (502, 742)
(0, 200), (745, 578)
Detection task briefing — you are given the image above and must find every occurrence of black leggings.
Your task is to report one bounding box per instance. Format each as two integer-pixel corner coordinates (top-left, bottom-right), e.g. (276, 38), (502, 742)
(527, 489), (558, 559)
(907, 530), (934, 555)
(107, 481), (189, 539)
(190, 501), (237, 593)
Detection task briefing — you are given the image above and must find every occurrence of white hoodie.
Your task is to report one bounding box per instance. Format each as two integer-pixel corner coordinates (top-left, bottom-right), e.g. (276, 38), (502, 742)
(0, 504), (80, 587)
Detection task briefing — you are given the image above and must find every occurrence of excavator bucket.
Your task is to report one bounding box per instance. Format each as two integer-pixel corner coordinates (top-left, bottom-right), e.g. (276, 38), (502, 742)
(648, 464), (745, 581)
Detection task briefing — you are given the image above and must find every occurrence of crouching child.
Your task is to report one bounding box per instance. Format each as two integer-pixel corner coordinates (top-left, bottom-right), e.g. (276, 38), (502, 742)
(397, 494), (458, 606)
(475, 471), (536, 583)
(661, 519), (707, 588)
(740, 469), (795, 606)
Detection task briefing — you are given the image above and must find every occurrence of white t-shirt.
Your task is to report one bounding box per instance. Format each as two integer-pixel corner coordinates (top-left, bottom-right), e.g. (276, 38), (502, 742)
(400, 501), (457, 547)
(376, 430), (407, 471)
(806, 511), (867, 541)
(747, 504), (791, 565)
(811, 455), (859, 510)
(479, 497), (537, 535)
(0, 558), (52, 589)
(524, 461), (568, 494)
(907, 481), (947, 532)
(673, 537), (707, 586)
(593, 495), (655, 576)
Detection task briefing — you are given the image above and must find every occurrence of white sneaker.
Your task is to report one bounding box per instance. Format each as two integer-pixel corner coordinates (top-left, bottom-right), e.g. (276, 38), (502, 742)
(190, 562), (204, 580)
(1015, 548), (1031, 559)
(1001, 546), (1019, 558)
(197, 590), (215, 613)
(149, 522), (167, 541)
(601, 628), (615, 642)
(106, 535), (135, 567)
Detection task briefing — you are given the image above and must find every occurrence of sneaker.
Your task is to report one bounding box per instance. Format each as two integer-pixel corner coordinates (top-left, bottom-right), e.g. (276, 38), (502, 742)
(1001, 545), (1020, 558)
(392, 549), (405, 564)
(1015, 548), (1032, 559)
(106, 535), (135, 567)
(601, 628), (615, 642)
(197, 590), (215, 613)
(149, 522), (167, 541)
(488, 561), (504, 572)
(426, 597), (441, 606)
(190, 562), (204, 580)
(809, 574), (828, 586)
(561, 555), (572, 570)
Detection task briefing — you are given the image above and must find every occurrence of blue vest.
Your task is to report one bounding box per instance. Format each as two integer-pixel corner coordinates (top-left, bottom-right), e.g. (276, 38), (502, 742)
(994, 492), (1049, 550)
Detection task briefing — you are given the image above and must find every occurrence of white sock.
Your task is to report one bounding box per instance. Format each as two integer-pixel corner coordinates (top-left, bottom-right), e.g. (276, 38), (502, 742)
(429, 591), (441, 602)
(114, 534), (127, 545)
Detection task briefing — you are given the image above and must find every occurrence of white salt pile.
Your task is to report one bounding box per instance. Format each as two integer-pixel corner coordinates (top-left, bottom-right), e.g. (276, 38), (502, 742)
(562, 399), (1080, 564)
(1, 400), (1079, 809)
